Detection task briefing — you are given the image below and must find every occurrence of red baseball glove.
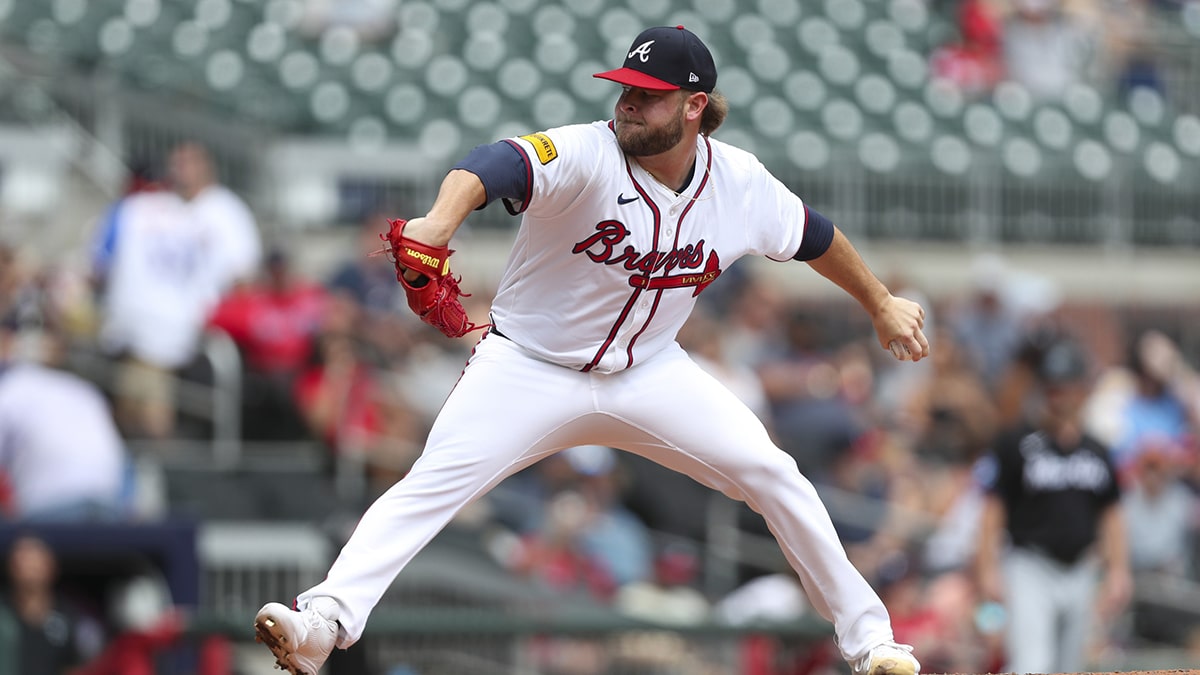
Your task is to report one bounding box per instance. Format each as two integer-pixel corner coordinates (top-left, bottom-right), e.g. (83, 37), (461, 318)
(378, 218), (486, 339)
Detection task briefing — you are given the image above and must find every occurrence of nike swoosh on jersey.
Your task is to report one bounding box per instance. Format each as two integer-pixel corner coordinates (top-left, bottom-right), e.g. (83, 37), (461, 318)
(617, 193), (639, 205)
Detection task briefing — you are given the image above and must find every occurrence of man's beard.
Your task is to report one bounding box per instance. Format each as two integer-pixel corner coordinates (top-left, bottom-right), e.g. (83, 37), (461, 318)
(616, 106), (686, 156)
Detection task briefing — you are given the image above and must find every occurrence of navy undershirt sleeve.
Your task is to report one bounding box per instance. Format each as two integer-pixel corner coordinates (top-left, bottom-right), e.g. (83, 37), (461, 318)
(793, 206), (836, 261)
(452, 142), (529, 209)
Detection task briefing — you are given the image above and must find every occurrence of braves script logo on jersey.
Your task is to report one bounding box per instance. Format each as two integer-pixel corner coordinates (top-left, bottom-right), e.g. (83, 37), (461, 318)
(571, 220), (721, 297)
(628, 40), (655, 62)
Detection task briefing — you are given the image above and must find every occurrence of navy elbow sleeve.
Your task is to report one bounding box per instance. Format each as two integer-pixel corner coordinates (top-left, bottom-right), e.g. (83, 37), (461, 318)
(793, 206), (835, 261)
(452, 142), (529, 208)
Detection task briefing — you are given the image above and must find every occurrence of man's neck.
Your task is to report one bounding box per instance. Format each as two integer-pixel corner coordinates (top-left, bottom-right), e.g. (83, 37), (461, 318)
(14, 587), (53, 622)
(635, 141), (699, 195)
(179, 182), (214, 201)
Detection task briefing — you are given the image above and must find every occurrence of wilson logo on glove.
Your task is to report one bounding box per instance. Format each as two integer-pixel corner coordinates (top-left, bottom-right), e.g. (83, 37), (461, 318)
(375, 218), (488, 339)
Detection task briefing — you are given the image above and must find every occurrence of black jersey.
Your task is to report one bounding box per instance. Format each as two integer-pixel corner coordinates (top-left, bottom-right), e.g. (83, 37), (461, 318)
(983, 425), (1121, 564)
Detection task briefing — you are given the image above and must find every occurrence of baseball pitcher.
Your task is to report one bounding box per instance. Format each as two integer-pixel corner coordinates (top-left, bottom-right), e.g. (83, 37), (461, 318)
(255, 25), (928, 675)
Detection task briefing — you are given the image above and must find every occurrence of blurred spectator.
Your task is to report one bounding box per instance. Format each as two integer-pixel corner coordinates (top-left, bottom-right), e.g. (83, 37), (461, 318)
(975, 337), (1131, 673)
(901, 328), (998, 465)
(166, 143), (262, 294)
(715, 276), (787, 371)
(1072, 0), (1168, 102)
(92, 143), (261, 439)
(948, 254), (1026, 393)
(713, 567), (809, 626)
(564, 446), (653, 590)
(298, 0), (397, 41)
(1001, 0), (1098, 100)
(930, 0), (1006, 97)
(1121, 442), (1200, 650)
(0, 535), (103, 674)
(209, 249), (326, 377)
(493, 447), (652, 603)
(326, 213), (417, 368)
(209, 249), (327, 441)
(756, 307), (863, 479)
(327, 214), (402, 314)
(506, 490), (618, 602)
(292, 328), (385, 455)
(1115, 330), (1199, 470)
(1122, 446), (1195, 576)
(677, 307), (770, 422)
(0, 318), (127, 523)
(77, 574), (185, 675)
(615, 541), (710, 626)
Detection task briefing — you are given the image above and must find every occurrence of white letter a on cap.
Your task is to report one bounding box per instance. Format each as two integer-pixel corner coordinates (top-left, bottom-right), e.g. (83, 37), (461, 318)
(628, 40), (655, 62)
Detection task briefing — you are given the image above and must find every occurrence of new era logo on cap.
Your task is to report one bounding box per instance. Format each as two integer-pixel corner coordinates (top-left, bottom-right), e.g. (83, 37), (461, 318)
(594, 25), (717, 93)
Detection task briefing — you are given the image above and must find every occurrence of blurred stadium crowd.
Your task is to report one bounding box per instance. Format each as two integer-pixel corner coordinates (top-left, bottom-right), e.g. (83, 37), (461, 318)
(1, 0), (1199, 674)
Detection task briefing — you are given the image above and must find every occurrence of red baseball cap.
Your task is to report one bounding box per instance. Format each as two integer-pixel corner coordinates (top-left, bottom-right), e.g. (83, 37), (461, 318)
(593, 25), (717, 93)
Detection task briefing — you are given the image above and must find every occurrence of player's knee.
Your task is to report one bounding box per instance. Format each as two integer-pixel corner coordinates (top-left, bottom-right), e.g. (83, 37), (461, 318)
(741, 447), (802, 485)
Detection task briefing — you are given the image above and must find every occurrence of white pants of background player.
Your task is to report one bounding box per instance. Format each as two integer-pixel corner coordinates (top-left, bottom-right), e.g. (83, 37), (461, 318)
(1002, 547), (1100, 673)
(297, 332), (897, 663)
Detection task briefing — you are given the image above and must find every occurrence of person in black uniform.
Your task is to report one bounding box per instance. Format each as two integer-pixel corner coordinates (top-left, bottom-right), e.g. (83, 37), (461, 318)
(974, 337), (1132, 674)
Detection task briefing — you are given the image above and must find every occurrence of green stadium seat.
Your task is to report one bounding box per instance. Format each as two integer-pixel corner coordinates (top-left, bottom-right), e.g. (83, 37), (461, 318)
(928, 134), (973, 176)
(824, 0), (867, 32)
(782, 70), (829, 113)
(857, 131), (903, 173)
(962, 103), (1005, 148)
(750, 96), (795, 139)
(821, 98), (865, 142)
(1071, 138), (1115, 183)
(246, 22), (288, 63)
(785, 129), (832, 171)
(884, 47), (927, 90)
(757, 0), (802, 25)
(424, 54), (469, 98)
(892, 100), (934, 144)
(718, 65), (759, 108)
(922, 77), (964, 120)
(992, 81), (1033, 123)
(279, 50), (321, 91)
(1031, 106), (1074, 153)
(732, 14), (776, 52)
(1174, 114), (1200, 158)
(466, 3), (510, 35)
(561, 0), (601, 17)
(309, 80), (351, 124)
(855, 73), (898, 116)
(1103, 110), (1143, 155)
(497, 57), (544, 102)
(797, 17), (841, 57)
(531, 88), (577, 129)
(887, 0), (929, 34)
(818, 44), (861, 88)
(534, 33), (580, 75)
(864, 19), (906, 59)
(747, 43), (791, 84)
(319, 25), (361, 66)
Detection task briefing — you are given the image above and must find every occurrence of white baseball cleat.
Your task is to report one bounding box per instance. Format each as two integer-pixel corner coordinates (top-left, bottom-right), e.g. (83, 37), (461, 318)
(852, 640), (920, 675)
(254, 597), (340, 675)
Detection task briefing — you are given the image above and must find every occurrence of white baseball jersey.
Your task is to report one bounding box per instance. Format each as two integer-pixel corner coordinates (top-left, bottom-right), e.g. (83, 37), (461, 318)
(100, 191), (223, 367)
(491, 121), (810, 373)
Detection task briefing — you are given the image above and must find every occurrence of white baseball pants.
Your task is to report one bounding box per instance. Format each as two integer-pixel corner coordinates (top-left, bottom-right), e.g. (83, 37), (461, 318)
(1002, 547), (1100, 673)
(297, 333), (895, 662)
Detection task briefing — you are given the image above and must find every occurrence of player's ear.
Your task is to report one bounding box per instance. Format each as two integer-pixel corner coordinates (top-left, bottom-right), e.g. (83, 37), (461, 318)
(684, 92), (708, 123)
